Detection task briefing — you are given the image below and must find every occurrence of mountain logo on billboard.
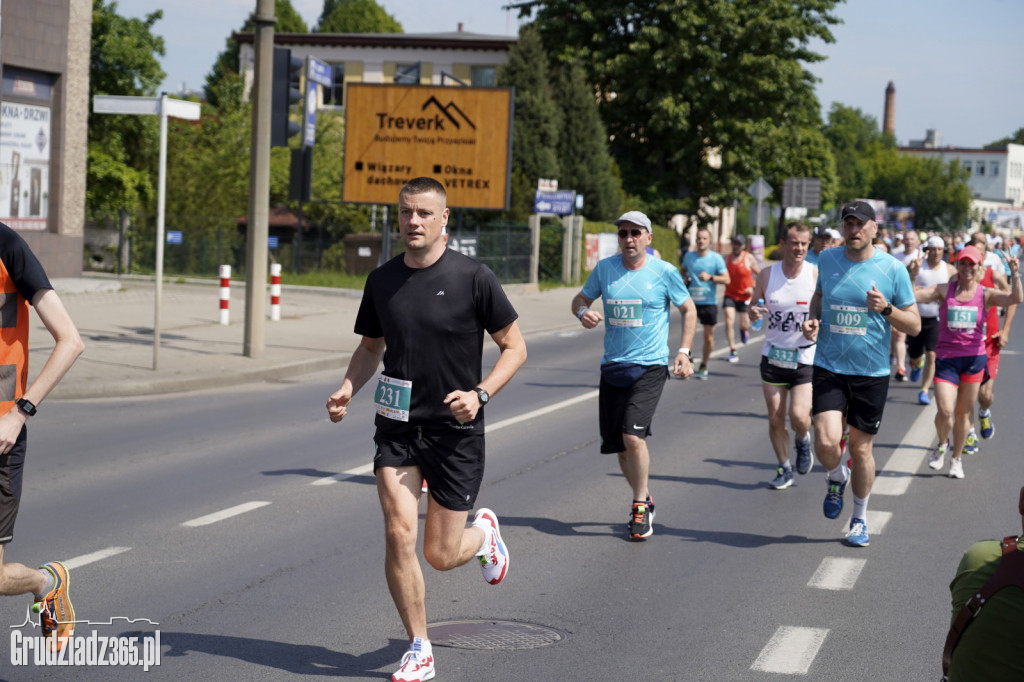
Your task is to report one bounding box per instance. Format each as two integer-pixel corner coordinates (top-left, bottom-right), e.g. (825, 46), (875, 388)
(421, 96), (476, 131)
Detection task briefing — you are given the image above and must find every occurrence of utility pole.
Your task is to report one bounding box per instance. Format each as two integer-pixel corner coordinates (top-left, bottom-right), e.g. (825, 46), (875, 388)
(244, 0), (275, 358)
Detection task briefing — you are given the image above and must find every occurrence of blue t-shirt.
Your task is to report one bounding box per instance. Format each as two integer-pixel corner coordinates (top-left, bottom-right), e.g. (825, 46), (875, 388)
(805, 250), (818, 266)
(814, 248), (915, 377)
(682, 250), (726, 306)
(581, 255), (691, 366)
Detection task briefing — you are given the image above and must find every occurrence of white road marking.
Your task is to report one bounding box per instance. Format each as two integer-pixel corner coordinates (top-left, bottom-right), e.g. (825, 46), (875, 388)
(873, 403), (936, 495)
(807, 557), (867, 590)
(63, 546), (132, 570)
(182, 501), (271, 527)
(751, 625), (829, 674)
(864, 510), (893, 534)
(313, 390), (601, 485)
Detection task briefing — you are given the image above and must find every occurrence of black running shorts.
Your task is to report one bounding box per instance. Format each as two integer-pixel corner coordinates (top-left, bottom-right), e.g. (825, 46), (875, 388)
(374, 429), (484, 512)
(760, 356), (814, 388)
(906, 316), (939, 357)
(0, 427), (28, 545)
(811, 367), (889, 435)
(599, 365), (668, 454)
(695, 304), (718, 326)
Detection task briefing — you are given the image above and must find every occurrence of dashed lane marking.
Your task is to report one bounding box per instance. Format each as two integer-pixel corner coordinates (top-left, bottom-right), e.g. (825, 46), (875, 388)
(873, 403), (936, 495)
(64, 546), (132, 570)
(182, 501), (271, 527)
(751, 625), (829, 674)
(807, 557), (867, 590)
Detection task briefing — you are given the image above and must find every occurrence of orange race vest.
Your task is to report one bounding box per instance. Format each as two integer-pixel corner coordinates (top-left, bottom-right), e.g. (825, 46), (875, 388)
(0, 257), (30, 415)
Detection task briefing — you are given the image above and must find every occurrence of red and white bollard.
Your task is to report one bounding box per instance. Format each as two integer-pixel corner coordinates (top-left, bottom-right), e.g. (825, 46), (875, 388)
(270, 263), (281, 321)
(219, 264), (231, 325)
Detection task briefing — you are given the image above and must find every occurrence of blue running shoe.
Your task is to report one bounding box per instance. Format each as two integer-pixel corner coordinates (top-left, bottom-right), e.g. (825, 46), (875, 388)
(979, 412), (994, 440)
(917, 390), (931, 405)
(823, 469), (848, 519)
(909, 359), (924, 383)
(769, 466), (794, 490)
(795, 436), (813, 475)
(962, 431), (979, 456)
(845, 517), (869, 547)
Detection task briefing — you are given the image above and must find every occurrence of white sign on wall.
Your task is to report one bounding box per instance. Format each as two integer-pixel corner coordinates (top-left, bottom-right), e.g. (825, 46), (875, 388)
(0, 102), (51, 230)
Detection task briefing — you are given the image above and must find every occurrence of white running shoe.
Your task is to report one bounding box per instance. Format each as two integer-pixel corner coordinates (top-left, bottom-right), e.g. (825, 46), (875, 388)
(473, 508), (509, 585)
(392, 638), (435, 682)
(949, 457), (965, 479)
(928, 443), (947, 471)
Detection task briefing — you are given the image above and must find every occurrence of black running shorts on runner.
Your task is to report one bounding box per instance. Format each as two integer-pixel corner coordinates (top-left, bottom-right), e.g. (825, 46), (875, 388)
(722, 296), (749, 312)
(906, 316), (939, 357)
(599, 365), (668, 454)
(760, 356), (814, 388)
(695, 304), (718, 326)
(811, 367), (889, 435)
(374, 429), (484, 512)
(0, 427), (27, 545)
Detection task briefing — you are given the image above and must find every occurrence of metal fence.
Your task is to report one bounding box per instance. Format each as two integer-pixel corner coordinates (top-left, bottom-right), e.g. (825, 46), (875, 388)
(86, 214), (561, 285)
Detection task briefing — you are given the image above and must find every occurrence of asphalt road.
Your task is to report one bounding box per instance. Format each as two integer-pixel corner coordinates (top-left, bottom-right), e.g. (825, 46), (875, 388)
(3, 314), (1022, 681)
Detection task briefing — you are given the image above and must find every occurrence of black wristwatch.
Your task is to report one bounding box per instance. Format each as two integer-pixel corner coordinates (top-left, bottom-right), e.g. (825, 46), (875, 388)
(474, 387), (490, 405)
(15, 398), (36, 417)
(880, 303), (893, 317)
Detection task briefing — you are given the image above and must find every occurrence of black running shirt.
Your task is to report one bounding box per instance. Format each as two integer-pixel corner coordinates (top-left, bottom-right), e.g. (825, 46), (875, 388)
(354, 248), (518, 435)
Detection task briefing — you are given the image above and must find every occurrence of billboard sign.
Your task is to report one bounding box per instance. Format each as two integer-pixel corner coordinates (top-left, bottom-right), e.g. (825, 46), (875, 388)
(343, 84), (513, 210)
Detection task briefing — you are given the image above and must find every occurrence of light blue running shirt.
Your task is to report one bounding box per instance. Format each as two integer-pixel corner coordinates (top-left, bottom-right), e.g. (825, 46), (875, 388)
(581, 255), (691, 366)
(681, 251), (726, 306)
(814, 247), (915, 377)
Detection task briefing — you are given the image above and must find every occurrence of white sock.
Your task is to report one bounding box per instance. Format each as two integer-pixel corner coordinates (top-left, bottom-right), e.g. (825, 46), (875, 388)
(828, 464), (849, 483)
(852, 493), (869, 520)
(780, 459), (792, 470)
(475, 524), (492, 556)
(34, 569), (55, 601)
(411, 637), (431, 655)
(979, 408), (991, 418)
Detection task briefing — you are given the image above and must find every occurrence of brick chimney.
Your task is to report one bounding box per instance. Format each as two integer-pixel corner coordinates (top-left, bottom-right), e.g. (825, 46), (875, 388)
(883, 81), (896, 137)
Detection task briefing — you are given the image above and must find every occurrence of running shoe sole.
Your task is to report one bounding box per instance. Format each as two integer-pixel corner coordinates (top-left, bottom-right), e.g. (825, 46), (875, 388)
(34, 561), (74, 652)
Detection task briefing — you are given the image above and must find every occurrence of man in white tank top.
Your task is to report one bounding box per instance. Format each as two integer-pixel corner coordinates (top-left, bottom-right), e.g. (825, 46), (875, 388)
(906, 236), (955, 404)
(749, 222), (818, 489)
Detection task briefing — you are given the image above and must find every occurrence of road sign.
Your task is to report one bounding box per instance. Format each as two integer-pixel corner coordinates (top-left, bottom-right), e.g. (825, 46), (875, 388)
(307, 57), (332, 87)
(782, 177), (822, 209)
(534, 190), (576, 215)
(747, 177), (772, 202)
(166, 231), (182, 244)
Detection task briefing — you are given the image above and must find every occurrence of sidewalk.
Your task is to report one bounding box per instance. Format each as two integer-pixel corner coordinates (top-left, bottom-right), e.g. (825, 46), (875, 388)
(36, 275), (581, 400)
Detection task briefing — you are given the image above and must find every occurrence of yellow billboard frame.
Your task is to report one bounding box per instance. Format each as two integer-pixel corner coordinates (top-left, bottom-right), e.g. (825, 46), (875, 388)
(343, 83), (513, 210)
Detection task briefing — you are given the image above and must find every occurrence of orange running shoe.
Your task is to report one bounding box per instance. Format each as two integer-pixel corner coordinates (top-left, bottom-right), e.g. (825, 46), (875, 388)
(33, 561), (75, 652)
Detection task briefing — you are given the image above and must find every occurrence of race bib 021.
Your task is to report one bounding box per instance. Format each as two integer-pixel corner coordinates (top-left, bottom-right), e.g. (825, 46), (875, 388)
(606, 299), (644, 327)
(374, 375), (412, 422)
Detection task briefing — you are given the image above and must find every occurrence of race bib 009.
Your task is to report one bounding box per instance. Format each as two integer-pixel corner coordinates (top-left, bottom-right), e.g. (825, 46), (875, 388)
(827, 304), (869, 335)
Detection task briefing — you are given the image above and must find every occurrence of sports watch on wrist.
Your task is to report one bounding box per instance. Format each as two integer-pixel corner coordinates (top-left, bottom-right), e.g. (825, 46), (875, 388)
(474, 387), (490, 405)
(15, 398), (36, 417)
(881, 303), (893, 317)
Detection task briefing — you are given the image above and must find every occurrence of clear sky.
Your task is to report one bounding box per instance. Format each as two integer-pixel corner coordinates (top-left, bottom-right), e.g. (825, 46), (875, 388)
(113, 0), (1023, 149)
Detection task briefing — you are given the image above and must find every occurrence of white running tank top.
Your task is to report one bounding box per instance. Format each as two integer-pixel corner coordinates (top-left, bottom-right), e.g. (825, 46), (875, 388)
(761, 262), (817, 366)
(916, 260), (950, 319)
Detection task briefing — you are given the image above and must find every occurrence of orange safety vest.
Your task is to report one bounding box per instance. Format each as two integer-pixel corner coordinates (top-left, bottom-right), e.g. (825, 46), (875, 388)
(0, 257), (30, 415)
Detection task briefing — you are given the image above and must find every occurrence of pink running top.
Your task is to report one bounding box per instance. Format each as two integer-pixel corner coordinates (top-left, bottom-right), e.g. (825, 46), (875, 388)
(936, 282), (987, 358)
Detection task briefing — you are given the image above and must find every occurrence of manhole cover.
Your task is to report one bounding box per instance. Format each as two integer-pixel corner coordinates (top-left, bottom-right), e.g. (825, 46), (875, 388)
(428, 619), (568, 650)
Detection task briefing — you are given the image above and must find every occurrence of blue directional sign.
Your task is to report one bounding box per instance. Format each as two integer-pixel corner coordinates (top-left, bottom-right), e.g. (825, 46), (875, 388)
(166, 230), (183, 244)
(534, 190), (576, 215)
(307, 58), (332, 87)
(268, 236), (279, 249)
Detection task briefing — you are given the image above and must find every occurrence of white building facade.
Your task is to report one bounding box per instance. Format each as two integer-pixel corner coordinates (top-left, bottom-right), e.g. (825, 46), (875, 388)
(900, 136), (1024, 208)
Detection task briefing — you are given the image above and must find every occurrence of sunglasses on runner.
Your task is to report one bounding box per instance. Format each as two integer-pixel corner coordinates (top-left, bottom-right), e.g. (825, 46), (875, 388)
(618, 228), (645, 239)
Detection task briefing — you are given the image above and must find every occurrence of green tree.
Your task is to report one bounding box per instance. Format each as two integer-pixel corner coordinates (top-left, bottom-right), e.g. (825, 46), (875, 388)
(316, 0), (403, 32)
(496, 24), (561, 222)
(985, 127), (1024, 149)
(88, 0), (166, 219)
(552, 59), (624, 221)
(870, 153), (971, 232)
(515, 1), (841, 223)
(823, 103), (891, 202)
(204, 0), (308, 107)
